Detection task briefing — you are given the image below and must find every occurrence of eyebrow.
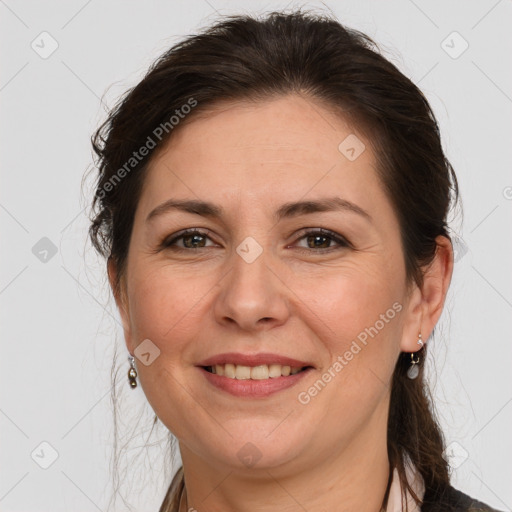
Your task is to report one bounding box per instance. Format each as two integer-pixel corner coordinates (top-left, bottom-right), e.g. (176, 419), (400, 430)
(146, 196), (372, 223)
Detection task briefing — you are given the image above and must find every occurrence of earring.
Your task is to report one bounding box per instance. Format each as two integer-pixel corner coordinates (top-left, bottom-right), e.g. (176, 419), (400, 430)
(407, 352), (420, 379)
(417, 332), (424, 348)
(128, 355), (138, 388)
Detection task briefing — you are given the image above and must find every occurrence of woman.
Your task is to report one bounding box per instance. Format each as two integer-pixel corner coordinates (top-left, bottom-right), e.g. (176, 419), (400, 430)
(88, 10), (500, 512)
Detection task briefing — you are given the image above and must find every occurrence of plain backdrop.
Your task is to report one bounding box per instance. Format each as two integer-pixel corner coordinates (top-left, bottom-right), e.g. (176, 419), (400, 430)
(1, 1), (511, 511)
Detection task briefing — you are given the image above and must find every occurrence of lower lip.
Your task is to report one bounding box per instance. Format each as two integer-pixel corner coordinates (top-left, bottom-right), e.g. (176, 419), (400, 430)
(198, 367), (313, 398)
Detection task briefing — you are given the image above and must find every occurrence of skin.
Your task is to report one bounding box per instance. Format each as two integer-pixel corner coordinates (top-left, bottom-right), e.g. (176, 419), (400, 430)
(109, 94), (453, 512)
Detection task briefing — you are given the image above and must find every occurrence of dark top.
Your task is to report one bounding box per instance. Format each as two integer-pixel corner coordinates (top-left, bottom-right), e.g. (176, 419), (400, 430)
(421, 485), (503, 511)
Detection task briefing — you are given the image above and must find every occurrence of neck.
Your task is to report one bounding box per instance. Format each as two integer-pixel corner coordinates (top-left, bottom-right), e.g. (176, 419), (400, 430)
(178, 400), (391, 512)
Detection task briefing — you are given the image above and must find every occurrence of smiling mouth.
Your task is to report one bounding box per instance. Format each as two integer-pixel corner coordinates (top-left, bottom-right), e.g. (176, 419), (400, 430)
(202, 363), (312, 380)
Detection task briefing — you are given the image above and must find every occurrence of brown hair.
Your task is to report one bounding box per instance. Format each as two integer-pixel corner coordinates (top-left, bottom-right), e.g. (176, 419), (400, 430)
(88, 10), (459, 511)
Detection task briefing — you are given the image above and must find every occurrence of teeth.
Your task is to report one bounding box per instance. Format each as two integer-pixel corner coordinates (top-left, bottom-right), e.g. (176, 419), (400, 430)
(235, 365), (251, 380)
(208, 363), (305, 379)
(268, 364), (282, 378)
(224, 363), (236, 379)
(251, 365), (268, 380)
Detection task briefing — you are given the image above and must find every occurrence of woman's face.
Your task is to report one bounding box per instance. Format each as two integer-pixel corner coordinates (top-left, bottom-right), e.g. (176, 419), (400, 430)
(113, 94), (422, 474)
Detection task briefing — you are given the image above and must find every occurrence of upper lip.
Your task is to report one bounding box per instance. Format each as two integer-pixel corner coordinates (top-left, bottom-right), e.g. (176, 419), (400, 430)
(197, 352), (314, 368)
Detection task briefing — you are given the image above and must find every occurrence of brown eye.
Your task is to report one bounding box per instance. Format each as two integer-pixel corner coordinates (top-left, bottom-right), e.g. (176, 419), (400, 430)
(306, 234), (331, 249)
(181, 233), (207, 248)
(162, 229), (215, 250)
(294, 229), (350, 252)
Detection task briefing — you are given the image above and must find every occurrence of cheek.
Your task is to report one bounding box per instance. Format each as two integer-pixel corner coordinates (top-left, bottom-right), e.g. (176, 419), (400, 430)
(292, 262), (403, 395)
(124, 265), (212, 436)
(126, 263), (206, 353)
(296, 261), (403, 343)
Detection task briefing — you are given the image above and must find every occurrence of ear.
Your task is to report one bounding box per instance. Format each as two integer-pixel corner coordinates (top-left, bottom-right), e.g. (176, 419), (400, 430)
(107, 257), (134, 354)
(400, 235), (454, 352)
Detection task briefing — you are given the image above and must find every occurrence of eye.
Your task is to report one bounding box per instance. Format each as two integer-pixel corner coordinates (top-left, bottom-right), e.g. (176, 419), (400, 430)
(292, 228), (351, 252)
(159, 227), (351, 253)
(161, 229), (216, 250)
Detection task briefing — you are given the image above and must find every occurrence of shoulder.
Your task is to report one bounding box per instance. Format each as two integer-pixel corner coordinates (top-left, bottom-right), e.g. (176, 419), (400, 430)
(421, 484), (503, 512)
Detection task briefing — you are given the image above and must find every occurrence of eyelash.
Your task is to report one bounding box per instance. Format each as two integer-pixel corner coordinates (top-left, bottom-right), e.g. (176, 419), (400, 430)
(160, 228), (351, 253)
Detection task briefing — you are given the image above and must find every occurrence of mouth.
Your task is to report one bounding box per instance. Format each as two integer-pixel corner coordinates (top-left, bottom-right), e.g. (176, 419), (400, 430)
(196, 352), (315, 397)
(199, 363), (314, 398)
(202, 363), (313, 380)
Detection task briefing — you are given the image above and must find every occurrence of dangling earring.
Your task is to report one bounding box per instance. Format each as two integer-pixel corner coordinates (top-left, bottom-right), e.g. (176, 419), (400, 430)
(407, 352), (421, 379)
(128, 355), (138, 388)
(408, 331), (424, 378)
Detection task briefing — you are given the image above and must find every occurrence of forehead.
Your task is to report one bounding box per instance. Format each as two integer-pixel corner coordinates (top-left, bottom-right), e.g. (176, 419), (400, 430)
(138, 95), (386, 219)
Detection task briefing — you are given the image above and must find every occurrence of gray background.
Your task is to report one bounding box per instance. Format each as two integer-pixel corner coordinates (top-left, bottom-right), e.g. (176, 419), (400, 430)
(1, 0), (511, 511)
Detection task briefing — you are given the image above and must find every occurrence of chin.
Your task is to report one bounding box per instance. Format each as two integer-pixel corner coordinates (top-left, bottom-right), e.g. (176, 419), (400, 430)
(209, 427), (310, 472)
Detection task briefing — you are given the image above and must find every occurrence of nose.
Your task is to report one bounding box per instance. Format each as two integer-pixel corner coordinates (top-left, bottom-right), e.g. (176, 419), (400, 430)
(213, 242), (291, 332)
